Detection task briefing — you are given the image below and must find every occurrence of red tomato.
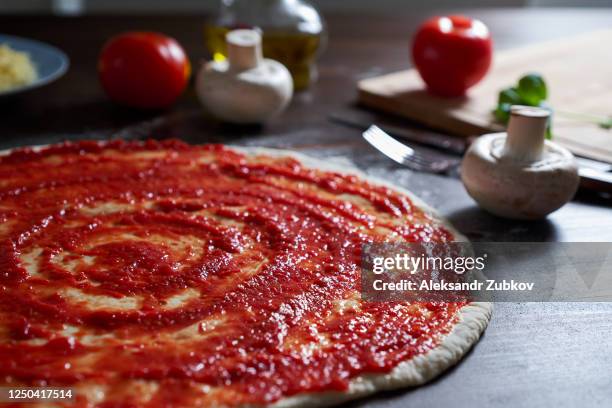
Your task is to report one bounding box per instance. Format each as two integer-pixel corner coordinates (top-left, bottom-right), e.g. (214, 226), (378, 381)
(99, 32), (190, 109)
(412, 16), (492, 97)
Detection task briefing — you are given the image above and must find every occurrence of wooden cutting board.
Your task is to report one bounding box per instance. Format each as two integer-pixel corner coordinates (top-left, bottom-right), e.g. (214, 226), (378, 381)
(358, 29), (612, 163)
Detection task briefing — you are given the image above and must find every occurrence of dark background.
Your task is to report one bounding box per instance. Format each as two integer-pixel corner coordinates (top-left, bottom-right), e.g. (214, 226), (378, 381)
(2, 0), (612, 15)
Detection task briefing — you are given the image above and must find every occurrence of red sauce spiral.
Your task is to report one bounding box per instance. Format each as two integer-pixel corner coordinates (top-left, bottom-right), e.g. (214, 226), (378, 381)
(0, 140), (462, 406)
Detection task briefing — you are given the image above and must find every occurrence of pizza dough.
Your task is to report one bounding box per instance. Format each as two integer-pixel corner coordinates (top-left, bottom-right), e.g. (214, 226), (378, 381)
(0, 141), (491, 407)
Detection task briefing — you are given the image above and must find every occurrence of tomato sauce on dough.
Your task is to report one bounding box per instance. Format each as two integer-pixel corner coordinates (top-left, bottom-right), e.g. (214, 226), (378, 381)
(0, 140), (463, 406)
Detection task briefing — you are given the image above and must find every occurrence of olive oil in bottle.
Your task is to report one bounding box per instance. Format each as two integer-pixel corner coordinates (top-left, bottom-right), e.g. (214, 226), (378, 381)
(205, 0), (326, 91)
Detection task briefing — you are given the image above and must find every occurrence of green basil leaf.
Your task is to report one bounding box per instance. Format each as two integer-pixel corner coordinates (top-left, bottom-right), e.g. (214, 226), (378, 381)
(599, 117), (612, 130)
(517, 74), (547, 106)
(498, 87), (523, 106)
(494, 103), (512, 123)
(545, 126), (553, 140)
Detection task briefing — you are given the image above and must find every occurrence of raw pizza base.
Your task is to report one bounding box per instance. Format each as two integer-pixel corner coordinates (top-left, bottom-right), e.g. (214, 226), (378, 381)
(0, 144), (492, 408)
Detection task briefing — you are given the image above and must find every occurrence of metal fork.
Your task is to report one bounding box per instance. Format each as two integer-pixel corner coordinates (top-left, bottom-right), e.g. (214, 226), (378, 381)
(363, 125), (459, 174)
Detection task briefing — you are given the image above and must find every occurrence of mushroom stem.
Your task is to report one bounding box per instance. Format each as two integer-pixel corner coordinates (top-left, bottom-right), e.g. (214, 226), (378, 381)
(226, 29), (263, 71)
(501, 105), (549, 162)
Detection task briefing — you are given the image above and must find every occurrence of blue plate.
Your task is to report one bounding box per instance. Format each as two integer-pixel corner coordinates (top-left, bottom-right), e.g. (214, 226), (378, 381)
(0, 34), (69, 96)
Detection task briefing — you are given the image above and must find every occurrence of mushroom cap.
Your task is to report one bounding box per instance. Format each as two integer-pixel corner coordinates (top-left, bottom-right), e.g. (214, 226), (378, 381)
(461, 133), (580, 220)
(196, 59), (293, 124)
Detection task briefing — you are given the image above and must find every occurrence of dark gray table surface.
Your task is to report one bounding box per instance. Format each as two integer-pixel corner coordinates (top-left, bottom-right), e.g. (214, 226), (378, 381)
(1, 8), (611, 408)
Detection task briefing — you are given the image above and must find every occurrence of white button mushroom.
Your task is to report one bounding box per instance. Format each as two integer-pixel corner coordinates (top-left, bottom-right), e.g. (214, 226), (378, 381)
(461, 106), (579, 220)
(196, 29), (293, 124)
